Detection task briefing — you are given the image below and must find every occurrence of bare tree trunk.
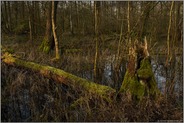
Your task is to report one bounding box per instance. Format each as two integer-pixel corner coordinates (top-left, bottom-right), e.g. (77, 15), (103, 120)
(127, 1), (131, 48)
(35, 1), (41, 34)
(62, 2), (66, 32)
(165, 1), (174, 98)
(4, 1), (8, 30)
(52, 1), (60, 60)
(33, 2), (37, 37)
(127, 1), (130, 37)
(7, 1), (12, 31)
(139, 2), (158, 40)
(69, 2), (74, 35)
(39, 2), (52, 53)
(29, 16), (32, 41)
(115, 2), (120, 33)
(166, 1), (174, 66)
(27, 2), (33, 41)
(117, 19), (123, 62)
(14, 2), (18, 27)
(21, 1), (25, 20)
(175, 2), (182, 47)
(75, 1), (79, 29)
(94, 1), (100, 83)
(114, 18), (124, 89)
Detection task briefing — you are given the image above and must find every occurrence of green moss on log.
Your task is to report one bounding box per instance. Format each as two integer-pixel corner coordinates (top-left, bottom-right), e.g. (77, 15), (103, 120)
(2, 52), (116, 101)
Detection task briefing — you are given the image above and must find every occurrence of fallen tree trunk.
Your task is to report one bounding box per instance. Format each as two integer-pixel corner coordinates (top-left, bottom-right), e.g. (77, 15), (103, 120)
(1, 52), (116, 101)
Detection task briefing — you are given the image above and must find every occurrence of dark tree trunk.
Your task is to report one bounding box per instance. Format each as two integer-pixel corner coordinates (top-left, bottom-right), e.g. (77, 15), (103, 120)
(14, 2), (18, 27)
(27, 2), (33, 41)
(4, 1), (9, 30)
(40, 2), (52, 53)
(21, 1), (25, 20)
(40, 1), (58, 53)
(7, 1), (12, 31)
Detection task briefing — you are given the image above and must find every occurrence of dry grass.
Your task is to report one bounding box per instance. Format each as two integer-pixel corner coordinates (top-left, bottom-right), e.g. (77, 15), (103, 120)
(1, 64), (182, 121)
(1, 34), (183, 122)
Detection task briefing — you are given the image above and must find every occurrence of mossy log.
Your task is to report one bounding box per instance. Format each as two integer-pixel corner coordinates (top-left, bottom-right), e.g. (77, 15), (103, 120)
(1, 52), (116, 101)
(119, 38), (160, 100)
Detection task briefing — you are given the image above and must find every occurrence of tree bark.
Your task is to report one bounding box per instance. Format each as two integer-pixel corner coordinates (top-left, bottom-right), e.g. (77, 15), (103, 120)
(40, 1), (58, 53)
(94, 1), (101, 83)
(174, 2), (181, 46)
(166, 1), (174, 66)
(21, 1), (25, 20)
(139, 2), (158, 41)
(4, 1), (8, 30)
(127, 1), (130, 37)
(75, 1), (79, 29)
(2, 52), (116, 101)
(62, 2), (66, 32)
(39, 2), (53, 53)
(14, 2), (18, 27)
(27, 2), (33, 41)
(119, 38), (160, 100)
(29, 16), (32, 41)
(69, 2), (74, 35)
(52, 1), (60, 60)
(7, 1), (12, 31)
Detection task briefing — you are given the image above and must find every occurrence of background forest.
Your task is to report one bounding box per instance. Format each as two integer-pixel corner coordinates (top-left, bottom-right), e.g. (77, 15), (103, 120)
(1, 1), (183, 122)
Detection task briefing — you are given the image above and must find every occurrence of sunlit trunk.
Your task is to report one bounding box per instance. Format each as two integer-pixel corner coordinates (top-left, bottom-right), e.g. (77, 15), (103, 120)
(52, 1), (60, 60)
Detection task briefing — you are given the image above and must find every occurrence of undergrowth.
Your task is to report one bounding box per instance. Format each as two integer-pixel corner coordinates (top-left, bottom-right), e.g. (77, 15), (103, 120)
(1, 35), (183, 122)
(1, 63), (183, 122)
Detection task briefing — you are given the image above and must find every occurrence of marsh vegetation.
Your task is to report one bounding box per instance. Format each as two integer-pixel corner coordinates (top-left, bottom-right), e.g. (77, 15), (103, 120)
(1, 1), (183, 122)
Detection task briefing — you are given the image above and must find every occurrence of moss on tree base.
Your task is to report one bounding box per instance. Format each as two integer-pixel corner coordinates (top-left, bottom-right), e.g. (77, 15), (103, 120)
(119, 38), (161, 101)
(39, 37), (51, 53)
(120, 57), (160, 100)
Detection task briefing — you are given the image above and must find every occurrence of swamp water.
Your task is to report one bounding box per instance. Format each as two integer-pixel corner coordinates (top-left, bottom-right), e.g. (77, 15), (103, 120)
(2, 54), (183, 121)
(79, 54), (182, 94)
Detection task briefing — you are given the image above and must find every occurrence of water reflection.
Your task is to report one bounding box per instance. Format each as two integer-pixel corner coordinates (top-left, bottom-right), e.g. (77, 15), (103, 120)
(2, 54), (182, 121)
(98, 54), (183, 94)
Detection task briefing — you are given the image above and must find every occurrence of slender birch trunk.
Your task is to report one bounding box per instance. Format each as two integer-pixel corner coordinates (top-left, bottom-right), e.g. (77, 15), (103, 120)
(52, 1), (60, 60)
(166, 1), (174, 66)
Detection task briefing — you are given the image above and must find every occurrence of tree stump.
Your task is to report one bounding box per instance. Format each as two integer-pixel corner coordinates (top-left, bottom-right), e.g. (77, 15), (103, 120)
(119, 38), (160, 100)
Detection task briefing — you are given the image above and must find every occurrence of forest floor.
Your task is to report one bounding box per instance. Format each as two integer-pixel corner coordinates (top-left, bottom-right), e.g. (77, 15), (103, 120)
(1, 33), (183, 122)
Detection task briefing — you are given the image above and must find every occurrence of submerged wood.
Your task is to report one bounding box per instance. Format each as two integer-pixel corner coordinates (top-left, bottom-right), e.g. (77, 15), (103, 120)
(1, 52), (116, 100)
